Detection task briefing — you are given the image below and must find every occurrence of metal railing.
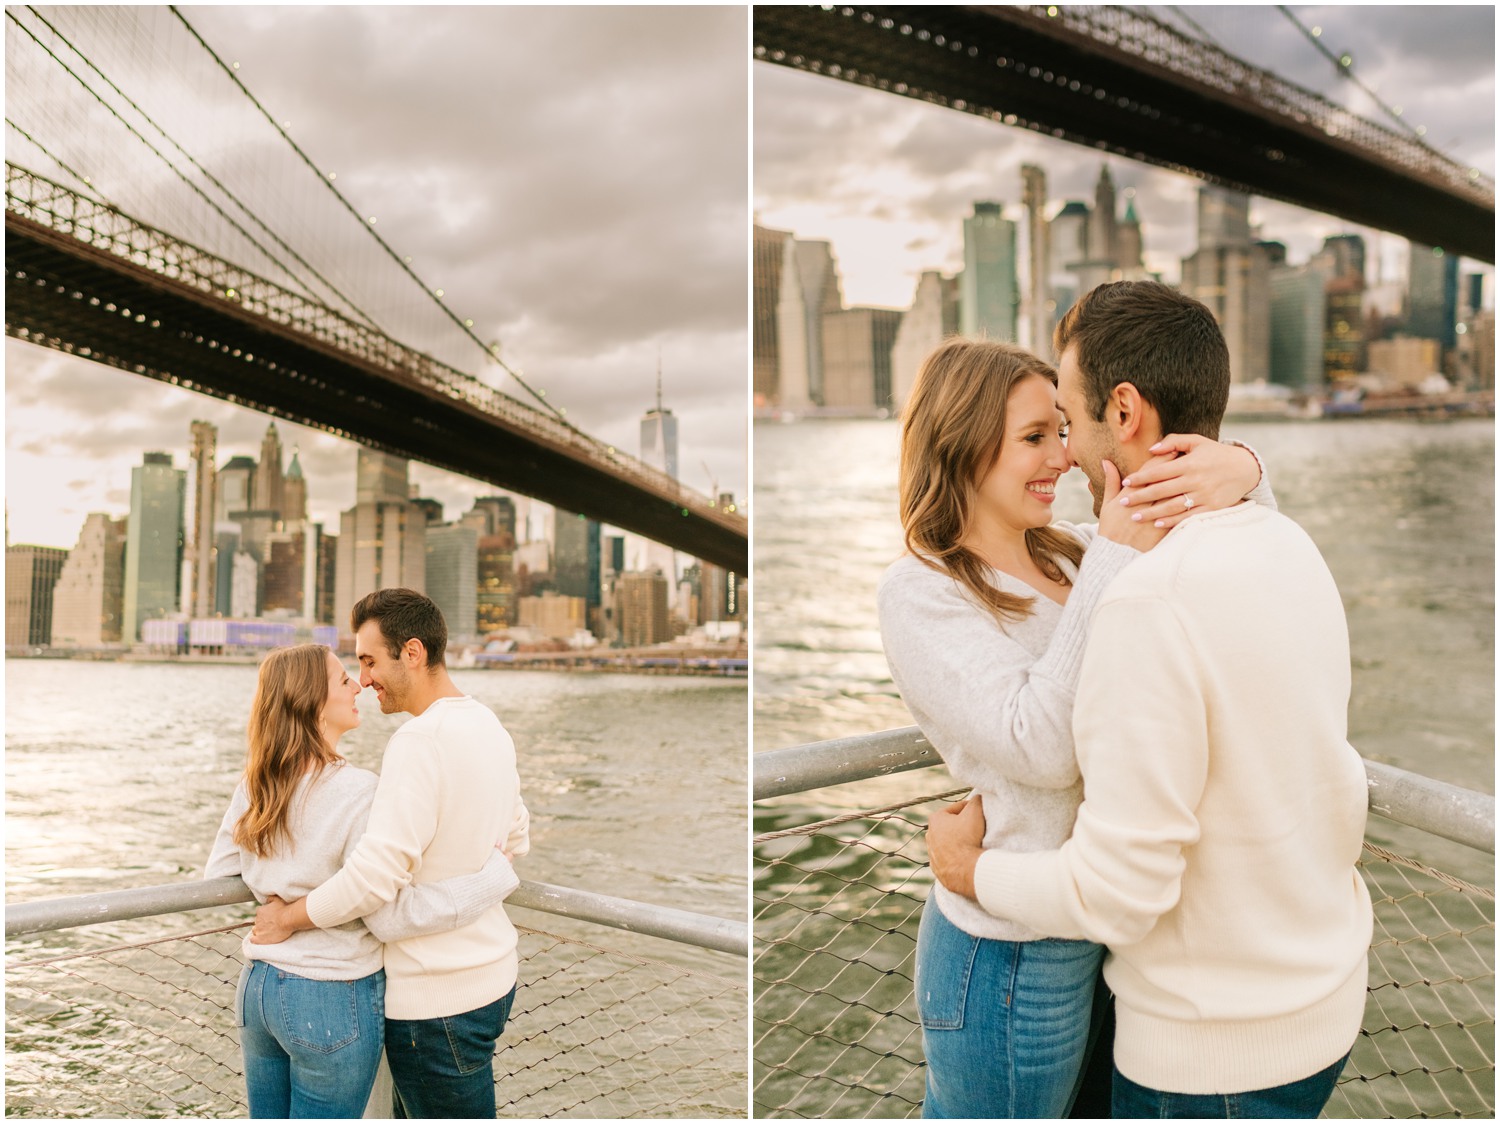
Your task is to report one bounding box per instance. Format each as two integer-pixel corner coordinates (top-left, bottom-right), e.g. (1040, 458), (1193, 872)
(6, 878), (748, 1119)
(753, 729), (1495, 1118)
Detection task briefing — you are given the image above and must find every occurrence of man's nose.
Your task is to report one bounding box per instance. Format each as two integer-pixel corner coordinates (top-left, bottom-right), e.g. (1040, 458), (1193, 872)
(359, 668), (373, 688)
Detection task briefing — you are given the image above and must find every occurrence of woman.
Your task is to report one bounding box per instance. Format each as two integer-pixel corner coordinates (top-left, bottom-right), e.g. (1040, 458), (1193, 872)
(206, 644), (518, 1119)
(877, 338), (1273, 1119)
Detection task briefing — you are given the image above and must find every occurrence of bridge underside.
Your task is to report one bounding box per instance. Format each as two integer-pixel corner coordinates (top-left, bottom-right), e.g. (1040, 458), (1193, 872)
(755, 6), (1493, 263)
(6, 214), (745, 573)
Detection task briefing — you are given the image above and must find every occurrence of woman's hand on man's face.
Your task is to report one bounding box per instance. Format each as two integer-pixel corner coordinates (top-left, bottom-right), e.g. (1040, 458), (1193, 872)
(1115, 434), (1261, 529)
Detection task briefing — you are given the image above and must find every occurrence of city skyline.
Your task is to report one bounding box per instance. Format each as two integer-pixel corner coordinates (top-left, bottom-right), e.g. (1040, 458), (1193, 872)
(754, 6), (1494, 310)
(6, 6), (748, 550)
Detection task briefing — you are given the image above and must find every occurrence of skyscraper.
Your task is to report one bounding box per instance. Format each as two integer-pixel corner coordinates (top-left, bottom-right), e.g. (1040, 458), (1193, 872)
(256, 422), (286, 521)
(754, 223), (791, 406)
(282, 449), (308, 523)
(334, 450), (427, 631)
(6, 544), (69, 648)
(187, 420), (218, 620)
(1408, 243), (1460, 352)
(426, 523), (480, 641)
(821, 307), (903, 410)
(51, 513), (127, 647)
(476, 532), (516, 633)
(1021, 165), (1050, 354)
(960, 201), (1020, 341)
(1179, 187), (1270, 383)
(554, 512), (601, 611)
(1269, 261), (1328, 389)
(216, 455), (257, 523)
(122, 451), (186, 642)
(891, 271), (960, 412)
(618, 570), (670, 647)
(640, 363), (679, 481)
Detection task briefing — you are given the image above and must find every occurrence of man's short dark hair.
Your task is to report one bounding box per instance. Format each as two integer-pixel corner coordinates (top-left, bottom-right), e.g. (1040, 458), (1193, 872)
(1053, 280), (1231, 440)
(351, 588), (446, 668)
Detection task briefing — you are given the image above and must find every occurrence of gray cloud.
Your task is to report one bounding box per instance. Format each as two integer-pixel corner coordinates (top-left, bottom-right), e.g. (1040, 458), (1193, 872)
(6, 6), (748, 548)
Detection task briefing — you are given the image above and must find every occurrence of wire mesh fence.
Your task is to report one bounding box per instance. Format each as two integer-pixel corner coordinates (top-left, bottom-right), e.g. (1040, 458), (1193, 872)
(6, 919), (747, 1119)
(754, 785), (1495, 1119)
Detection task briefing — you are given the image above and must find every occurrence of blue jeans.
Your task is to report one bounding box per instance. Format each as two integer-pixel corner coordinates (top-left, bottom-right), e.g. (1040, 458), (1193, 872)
(1112, 1051), (1352, 1118)
(916, 902), (1105, 1119)
(238, 960), (385, 1118)
(385, 988), (516, 1118)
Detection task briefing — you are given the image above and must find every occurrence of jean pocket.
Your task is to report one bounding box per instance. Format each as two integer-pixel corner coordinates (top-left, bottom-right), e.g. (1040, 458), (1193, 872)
(277, 975), (360, 1054)
(915, 906), (981, 1031)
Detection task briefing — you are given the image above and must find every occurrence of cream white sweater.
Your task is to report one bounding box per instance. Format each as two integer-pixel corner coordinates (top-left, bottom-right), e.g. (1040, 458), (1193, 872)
(974, 502), (1373, 1094)
(306, 695), (523, 1020)
(206, 763), (517, 981)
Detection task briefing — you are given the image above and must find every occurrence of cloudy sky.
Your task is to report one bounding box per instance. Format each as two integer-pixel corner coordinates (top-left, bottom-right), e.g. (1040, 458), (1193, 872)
(6, 6), (748, 550)
(754, 5), (1494, 310)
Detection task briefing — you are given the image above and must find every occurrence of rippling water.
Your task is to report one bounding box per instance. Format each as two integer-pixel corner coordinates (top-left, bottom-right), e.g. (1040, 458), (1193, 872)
(7, 665), (747, 964)
(754, 416), (1494, 874)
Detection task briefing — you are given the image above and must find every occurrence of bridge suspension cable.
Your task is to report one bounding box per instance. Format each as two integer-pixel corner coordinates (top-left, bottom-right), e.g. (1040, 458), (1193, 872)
(167, 6), (581, 437)
(13, 5), (387, 335)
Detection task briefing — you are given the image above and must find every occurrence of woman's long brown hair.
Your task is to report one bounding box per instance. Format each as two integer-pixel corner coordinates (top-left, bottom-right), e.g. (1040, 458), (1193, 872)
(899, 337), (1085, 623)
(233, 644), (342, 858)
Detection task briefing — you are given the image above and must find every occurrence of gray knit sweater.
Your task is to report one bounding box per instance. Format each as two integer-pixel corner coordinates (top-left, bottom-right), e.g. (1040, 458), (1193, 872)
(205, 761), (518, 980)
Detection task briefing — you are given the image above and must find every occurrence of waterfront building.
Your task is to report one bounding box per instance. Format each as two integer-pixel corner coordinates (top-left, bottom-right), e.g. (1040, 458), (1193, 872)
(315, 532), (338, 625)
(186, 421), (218, 621)
(7, 544), (69, 648)
(1367, 336), (1442, 388)
(282, 450), (308, 523)
(461, 495), (517, 540)
(261, 529), (306, 615)
(753, 222), (790, 406)
(213, 529), (240, 617)
(1179, 187), (1270, 383)
(617, 570), (670, 647)
(1454, 309), (1495, 390)
(215, 455), (256, 524)
(517, 590), (588, 641)
(555, 512), (601, 612)
(1021, 165), (1051, 354)
(822, 307), (903, 410)
(50, 513), (127, 647)
(1311, 235), (1367, 380)
(1269, 261), (1328, 389)
(333, 450), (426, 631)
(606, 535), (626, 577)
(476, 532), (517, 633)
(122, 452), (186, 643)
(230, 551), (259, 619)
(960, 201), (1019, 342)
(890, 271), (960, 412)
(426, 523), (479, 642)
(412, 496), (445, 526)
(1408, 243), (1460, 352)
(1115, 197), (1145, 277)
(640, 365), (679, 482)
(1048, 199), (1090, 328)
(772, 238), (844, 409)
(255, 423), (285, 521)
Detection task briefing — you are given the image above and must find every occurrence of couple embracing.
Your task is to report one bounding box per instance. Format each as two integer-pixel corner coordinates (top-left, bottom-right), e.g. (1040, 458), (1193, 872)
(880, 280), (1373, 1119)
(206, 588), (524, 1118)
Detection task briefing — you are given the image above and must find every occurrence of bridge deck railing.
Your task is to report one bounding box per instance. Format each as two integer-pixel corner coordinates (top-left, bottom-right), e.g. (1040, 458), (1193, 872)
(753, 727), (1495, 1119)
(1013, 5), (1493, 202)
(6, 877), (748, 1119)
(5, 163), (745, 533)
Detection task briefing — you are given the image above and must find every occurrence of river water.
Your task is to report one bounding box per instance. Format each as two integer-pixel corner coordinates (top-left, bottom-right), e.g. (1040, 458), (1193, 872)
(753, 416), (1494, 1115)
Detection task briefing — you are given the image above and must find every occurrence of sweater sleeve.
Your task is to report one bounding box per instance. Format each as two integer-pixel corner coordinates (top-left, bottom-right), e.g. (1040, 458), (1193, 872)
(971, 595), (1207, 944)
(1225, 440), (1277, 511)
(304, 730), (439, 929)
(204, 784), (248, 881)
(363, 849), (520, 943)
(502, 799), (531, 860)
(878, 537), (1139, 791)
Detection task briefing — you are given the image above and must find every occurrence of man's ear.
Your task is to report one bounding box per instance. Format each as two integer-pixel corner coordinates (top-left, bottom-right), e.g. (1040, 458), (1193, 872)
(404, 638), (426, 668)
(1108, 381), (1148, 444)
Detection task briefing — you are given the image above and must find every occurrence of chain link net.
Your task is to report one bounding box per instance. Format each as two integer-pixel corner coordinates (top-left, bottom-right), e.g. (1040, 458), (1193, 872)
(754, 787), (1494, 1119)
(6, 919), (746, 1118)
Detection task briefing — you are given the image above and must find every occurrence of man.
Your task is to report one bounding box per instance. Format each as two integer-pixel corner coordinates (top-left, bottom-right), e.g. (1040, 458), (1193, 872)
(253, 588), (527, 1119)
(927, 280), (1373, 1118)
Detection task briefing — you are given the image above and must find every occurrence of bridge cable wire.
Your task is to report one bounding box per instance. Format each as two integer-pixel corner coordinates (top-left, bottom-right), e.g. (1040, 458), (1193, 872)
(4, 9), (343, 316)
(1275, 5), (1436, 149)
(1160, 6), (1229, 54)
(168, 6), (594, 441)
(16, 6), (388, 336)
(4, 117), (109, 206)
